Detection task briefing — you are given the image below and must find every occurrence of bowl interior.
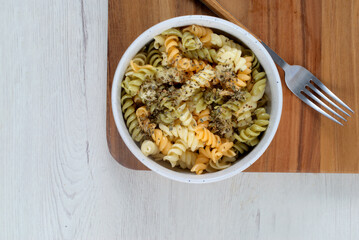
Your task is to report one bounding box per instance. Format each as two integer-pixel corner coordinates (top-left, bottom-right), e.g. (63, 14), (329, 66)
(112, 15), (282, 183)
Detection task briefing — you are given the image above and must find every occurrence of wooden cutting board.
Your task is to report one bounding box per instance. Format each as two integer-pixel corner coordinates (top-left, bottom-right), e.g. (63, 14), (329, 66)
(107, 0), (359, 172)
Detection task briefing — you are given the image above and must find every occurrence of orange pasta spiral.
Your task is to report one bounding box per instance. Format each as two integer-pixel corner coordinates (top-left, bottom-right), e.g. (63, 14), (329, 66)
(199, 146), (223, 162)
(136, 106), (156, 134)
(130, 60), (156, 72)
(228, 55), (254, 90)
(238, 56), (254, 75)
(194, 125), (221, 148)
(164, 35), (206, 72)
(225, 76), (249, 91)
(152, 129), (172, 155)
(218, 140), (236, 158)
(164, 35), (181, 63)
(177, 58), (206, 72)
(183, 25), (213, 47)
(191, 151), (210, 175)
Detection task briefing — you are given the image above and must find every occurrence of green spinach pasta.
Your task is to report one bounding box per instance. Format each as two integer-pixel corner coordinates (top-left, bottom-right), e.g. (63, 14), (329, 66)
(120, 25), (270, 174)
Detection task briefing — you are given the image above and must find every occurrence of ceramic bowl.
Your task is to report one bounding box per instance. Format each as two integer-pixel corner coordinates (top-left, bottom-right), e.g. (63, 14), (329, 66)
(112, 15), (282, 183)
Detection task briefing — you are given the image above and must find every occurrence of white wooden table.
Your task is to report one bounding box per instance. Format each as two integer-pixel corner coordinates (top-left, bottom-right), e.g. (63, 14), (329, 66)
(1, 0), (358, 239)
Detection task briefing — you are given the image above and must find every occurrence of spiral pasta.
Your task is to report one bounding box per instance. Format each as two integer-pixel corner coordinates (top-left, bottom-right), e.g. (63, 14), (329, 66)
(141, 140), (160, 157)
(130, 60), (155, 72)
(159, 124), (204, 151)
(194, 125), (221, 148)
(152, 129), (172, 155)
(236, 110), (252, 126)
(204, 89), (225, 105)
(198, 146), (222, 162)
(178, 151), (197, 169)
(177, 103), (196, 128)
(191, 65), (216, 88)
(214, 105), (232, 120)
(237, 108), (270, 142)
(191, 90), (207, 114)
(177, 58), (206, 72)
(183, 25), (213, 47)
(250, 69), (267, 101)
(122, 65), (157, 96)
(196, 108), (210, 127)
(221, 99), (242, 113)
(233, 141), (249, 154)
(217, 45), (247, 73)
(164, 139), (188, 167)
(153, 35), (165, 49)
(157, 111), (176, 125)
(161, 28), (183, 38)
(207, 158), (232, 171)
(120, 91), (144, 142)
(178, 81), (201, 102)
(228, 53), (254, 90)
(120, 25), (270, 175)
(183, 48), (218, 63)
(146, 42), (163, 67)
(181, 31), (202, 51)
(218, 140), (236, 157)
(210, 33), (243, 50)
(164, 35), (206, 72)
(165, 35), (181, 64)
(136, 106), (156, 134)
(125, 51), (147, 77)
(191, 152), (210, 175)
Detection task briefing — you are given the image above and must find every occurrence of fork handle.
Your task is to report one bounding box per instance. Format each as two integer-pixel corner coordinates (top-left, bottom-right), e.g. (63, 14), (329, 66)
(261, 42), (290, 69)
(199, 0), (290, 69)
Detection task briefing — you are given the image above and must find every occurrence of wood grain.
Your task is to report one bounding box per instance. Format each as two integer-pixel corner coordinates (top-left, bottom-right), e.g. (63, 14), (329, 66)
(199, 0), (261, 41)
(3, 0), (359, 239)
(106, 0), (359, 172)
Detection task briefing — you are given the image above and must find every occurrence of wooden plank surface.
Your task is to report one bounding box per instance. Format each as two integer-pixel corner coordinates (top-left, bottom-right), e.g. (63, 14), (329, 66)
(107, 0), (359, 172)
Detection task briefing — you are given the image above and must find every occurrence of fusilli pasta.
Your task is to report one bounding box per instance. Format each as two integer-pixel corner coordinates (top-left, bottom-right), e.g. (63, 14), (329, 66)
(152, 129), (172, 155)
(120, 25), (271, 175)
(178, 151), (197, 169)
(191, 152), (210, 175)
(120, 91), (144, 142)
(141, 140), (160, 157)
(194, 125), (222, 148)
(236, 108), (270, 143)
(183, 25), (213, 47)
(146, 42), (163, 67)
(181, 31), (202, 51)
(163, 139), (188, 167)
(183, 48), (218, 63)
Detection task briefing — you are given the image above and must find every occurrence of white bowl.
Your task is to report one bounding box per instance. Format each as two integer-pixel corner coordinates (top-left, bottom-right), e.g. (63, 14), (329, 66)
(112, 15), (282, 183)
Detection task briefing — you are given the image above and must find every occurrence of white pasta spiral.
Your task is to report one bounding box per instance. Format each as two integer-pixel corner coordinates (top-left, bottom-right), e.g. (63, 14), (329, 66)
(164, 139), (188, 167)
(210, 33), (243, 50)
(217, 45), (247, 73)
(141, 140), (160, 157)
(159, 124), (204, 151)
(177, 103), (197, 128)
(191, 65), (215, 88)
(178, 151), (197, 169)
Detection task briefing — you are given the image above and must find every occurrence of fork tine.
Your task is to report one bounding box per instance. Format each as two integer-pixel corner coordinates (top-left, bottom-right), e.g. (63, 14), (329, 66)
(302, 88), (347, 122)
(307, 83), (350, 117)
(300, 92), (344, 126)
(311, 77), (354, 113)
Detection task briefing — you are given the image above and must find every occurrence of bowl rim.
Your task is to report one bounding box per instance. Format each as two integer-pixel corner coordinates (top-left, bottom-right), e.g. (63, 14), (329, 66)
(111, 15), (283, 183)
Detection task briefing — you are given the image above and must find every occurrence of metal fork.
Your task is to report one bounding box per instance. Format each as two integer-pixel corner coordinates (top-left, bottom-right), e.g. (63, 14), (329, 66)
(199, 0), (354, 125)
(262, 43), (354, 125)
